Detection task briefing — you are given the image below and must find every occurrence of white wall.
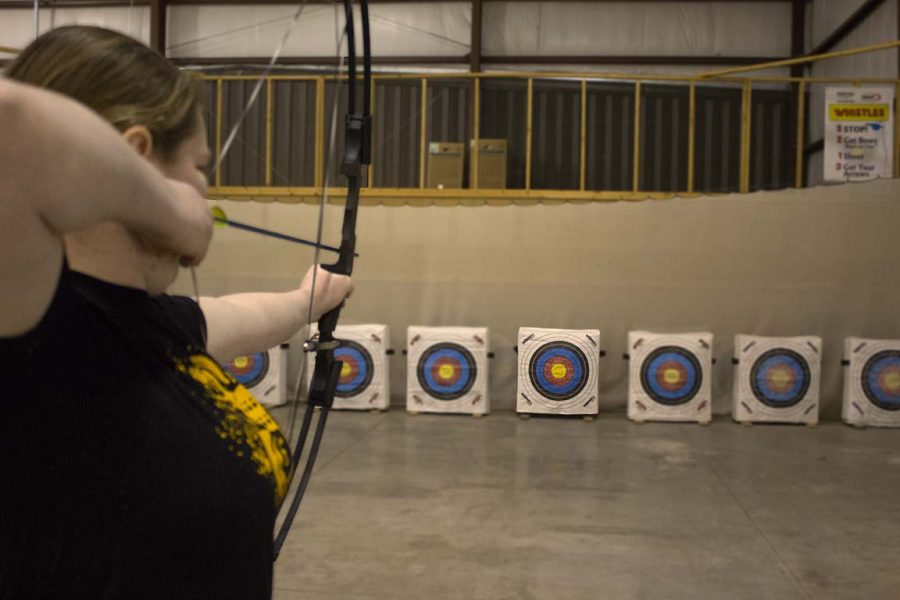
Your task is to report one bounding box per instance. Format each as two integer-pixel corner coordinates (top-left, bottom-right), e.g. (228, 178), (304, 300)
(173, 180), (900, 418)
(0, 6), (149, 50)
(484, 1), (791, 58)
(167, 3), (471, 59)
(2, 1), (792, 77)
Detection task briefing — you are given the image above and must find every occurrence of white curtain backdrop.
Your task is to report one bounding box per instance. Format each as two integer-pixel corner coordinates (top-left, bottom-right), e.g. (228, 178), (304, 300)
(174, 179), (900, 419)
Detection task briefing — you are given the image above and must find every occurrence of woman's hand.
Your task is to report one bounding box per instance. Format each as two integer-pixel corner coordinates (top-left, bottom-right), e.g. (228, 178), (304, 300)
(300, 266), (353, 322)
(163, 178), (214, 267)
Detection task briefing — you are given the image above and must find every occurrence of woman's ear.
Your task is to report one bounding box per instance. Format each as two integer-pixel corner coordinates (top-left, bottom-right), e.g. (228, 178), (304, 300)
(122, 125), (154, 158)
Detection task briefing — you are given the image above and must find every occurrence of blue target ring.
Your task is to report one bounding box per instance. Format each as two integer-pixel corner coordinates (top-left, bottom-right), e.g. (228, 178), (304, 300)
(750, 349), (810, 408)
(226, 351), (269, 388)
(334, 341), (374, 398)
(417, 343), (477, 401)
(529, 342), (589, 401)
(861, 350), (900, 411)
(640, 346), (702, 406)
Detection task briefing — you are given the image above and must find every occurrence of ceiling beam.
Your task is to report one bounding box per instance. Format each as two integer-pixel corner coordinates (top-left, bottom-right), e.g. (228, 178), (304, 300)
(790, 0), (805, 76)
(170, 55), (470, 67)
(810, 0), (889, 55)
(168, 55), (788, 68)
(482, 55), (787, 66)
(0, 0), (792, 6)
(150, 0), (167, 54)
(470, 0), (482, 74)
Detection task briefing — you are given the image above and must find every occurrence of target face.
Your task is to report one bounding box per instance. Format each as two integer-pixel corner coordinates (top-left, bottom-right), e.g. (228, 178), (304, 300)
(750, 349), (810, 408)
(861, 350), (900, 411)
(528, 342), (590, 401)
(416, 343), (477, 400)
(640, 346), (702, 406)
(334, 341), (374, 398)
(226, 351), (270, 388)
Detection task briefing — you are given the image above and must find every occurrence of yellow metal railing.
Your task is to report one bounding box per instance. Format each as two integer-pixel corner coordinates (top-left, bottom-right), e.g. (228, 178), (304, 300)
(6, 36), (896, 204)
(205, 64), (899, 205)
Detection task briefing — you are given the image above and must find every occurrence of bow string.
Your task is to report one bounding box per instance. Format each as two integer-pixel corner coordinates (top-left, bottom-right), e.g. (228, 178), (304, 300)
(273, 0), (372, 560)
(171, 0), (371, 559)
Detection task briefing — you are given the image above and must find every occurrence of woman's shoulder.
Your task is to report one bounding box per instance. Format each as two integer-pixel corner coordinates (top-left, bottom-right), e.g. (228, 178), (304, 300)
(1, 263), (205, 353)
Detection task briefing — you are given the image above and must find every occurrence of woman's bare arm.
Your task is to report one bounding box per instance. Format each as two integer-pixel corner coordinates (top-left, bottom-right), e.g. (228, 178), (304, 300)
(200, 267), (352, 364)
(0, 80), (212, 336)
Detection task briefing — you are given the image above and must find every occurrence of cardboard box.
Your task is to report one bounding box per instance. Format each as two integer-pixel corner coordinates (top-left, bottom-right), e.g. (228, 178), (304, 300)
(472, 138), (507, 189)
(427, 142), (464, 189)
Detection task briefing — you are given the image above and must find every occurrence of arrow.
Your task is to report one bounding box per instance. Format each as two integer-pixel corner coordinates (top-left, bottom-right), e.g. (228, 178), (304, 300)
(212, 214), (357, 257)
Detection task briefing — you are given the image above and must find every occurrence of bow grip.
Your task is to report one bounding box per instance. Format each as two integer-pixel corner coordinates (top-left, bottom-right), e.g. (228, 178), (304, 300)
(316, 299), (345, 336)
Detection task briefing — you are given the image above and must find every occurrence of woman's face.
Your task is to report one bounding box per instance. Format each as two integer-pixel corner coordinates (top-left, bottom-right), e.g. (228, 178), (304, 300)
(142, 122), (211, 293)
(155, 122), (211, 197)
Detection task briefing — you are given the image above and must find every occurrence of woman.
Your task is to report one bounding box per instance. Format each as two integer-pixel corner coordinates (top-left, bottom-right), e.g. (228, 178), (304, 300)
(0, 26), (350, 599)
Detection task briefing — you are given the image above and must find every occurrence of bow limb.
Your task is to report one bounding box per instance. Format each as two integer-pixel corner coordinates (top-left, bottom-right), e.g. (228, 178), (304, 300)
(273, 0), (371, 560)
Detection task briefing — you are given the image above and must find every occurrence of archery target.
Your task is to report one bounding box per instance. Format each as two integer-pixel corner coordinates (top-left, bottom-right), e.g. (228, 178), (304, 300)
(517, 328), (600, 415)
(732, 335), (821, 425)
(228, 352), (269, 388)
(226, 345), (287, 407)
(642, 348), (701, 405)
(749, 349), (810, 408)
(335, 341), (375, 398)
(417, 343), (477, 400)
(627, 332), (713, 423)
(842, 337), (900, 427)
(529, 342), (589, 401)
(406, 326), (490, 415)
(307, 324), (391, 411)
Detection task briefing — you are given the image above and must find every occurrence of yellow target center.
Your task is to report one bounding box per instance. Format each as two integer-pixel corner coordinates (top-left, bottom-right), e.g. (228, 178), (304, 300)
(663, 369), (682, 384)
(769, 367), (793, 386)
(233, 356), (249, 369)
(341, 363), (352, 377)
(438, 364), (456, 380)
(884, 372), (900, 392)
(551, 363), (568, 379)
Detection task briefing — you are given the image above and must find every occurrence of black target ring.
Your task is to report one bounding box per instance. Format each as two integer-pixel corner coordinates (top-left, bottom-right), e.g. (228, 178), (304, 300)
(226, 351), (270, 388)
(749, 348), (811, 408)
(334, 340), (375, 398)
(528, 341), (590, 401)
(416, 343), (477, 401)
(861, 350), (900, 411)
(640, 346), (703, 406)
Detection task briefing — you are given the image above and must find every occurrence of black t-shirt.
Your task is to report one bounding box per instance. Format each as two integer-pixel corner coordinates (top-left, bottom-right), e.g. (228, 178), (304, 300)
(0, 263), (291, 599)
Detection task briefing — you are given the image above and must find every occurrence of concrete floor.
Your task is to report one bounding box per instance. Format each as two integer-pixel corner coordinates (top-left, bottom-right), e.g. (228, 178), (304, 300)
(269, 409), (900, 600)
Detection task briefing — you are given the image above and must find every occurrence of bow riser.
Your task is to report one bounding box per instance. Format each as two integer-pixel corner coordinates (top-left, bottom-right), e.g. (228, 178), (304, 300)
(273, 0), (371, 559)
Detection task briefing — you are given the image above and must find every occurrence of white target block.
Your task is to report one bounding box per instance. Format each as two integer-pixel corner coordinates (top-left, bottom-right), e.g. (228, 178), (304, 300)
(732, 335), (822, 425)
(627, 331), (713, 424)
(307, 324), (391, 411)
(225, 344), (288, 407)
(842, 337), (900, 428)
(516, 327), (601, 416)
(406, 326), (490, 416)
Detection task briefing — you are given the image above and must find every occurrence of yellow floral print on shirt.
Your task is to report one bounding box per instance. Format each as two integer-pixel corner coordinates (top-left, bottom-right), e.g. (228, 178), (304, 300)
(175, 353), (291, 504)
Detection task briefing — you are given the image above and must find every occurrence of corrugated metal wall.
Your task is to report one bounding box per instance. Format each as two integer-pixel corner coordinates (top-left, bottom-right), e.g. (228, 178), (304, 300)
(481, 80), (528, 188)
(694, 86), (741, 193)
(207, 77), (795, 194)
(586, 83), (635, 191)
(272, 81), (318, 187)
(531, 81), (581, 190)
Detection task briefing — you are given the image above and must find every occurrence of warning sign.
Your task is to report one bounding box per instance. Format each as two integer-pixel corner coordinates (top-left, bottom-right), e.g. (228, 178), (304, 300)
(828, 104), (890, 121)
(824, 87), (894, 182)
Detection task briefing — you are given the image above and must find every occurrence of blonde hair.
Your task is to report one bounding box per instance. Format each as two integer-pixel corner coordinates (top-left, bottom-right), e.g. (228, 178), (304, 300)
(6, 25), (204, 159)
